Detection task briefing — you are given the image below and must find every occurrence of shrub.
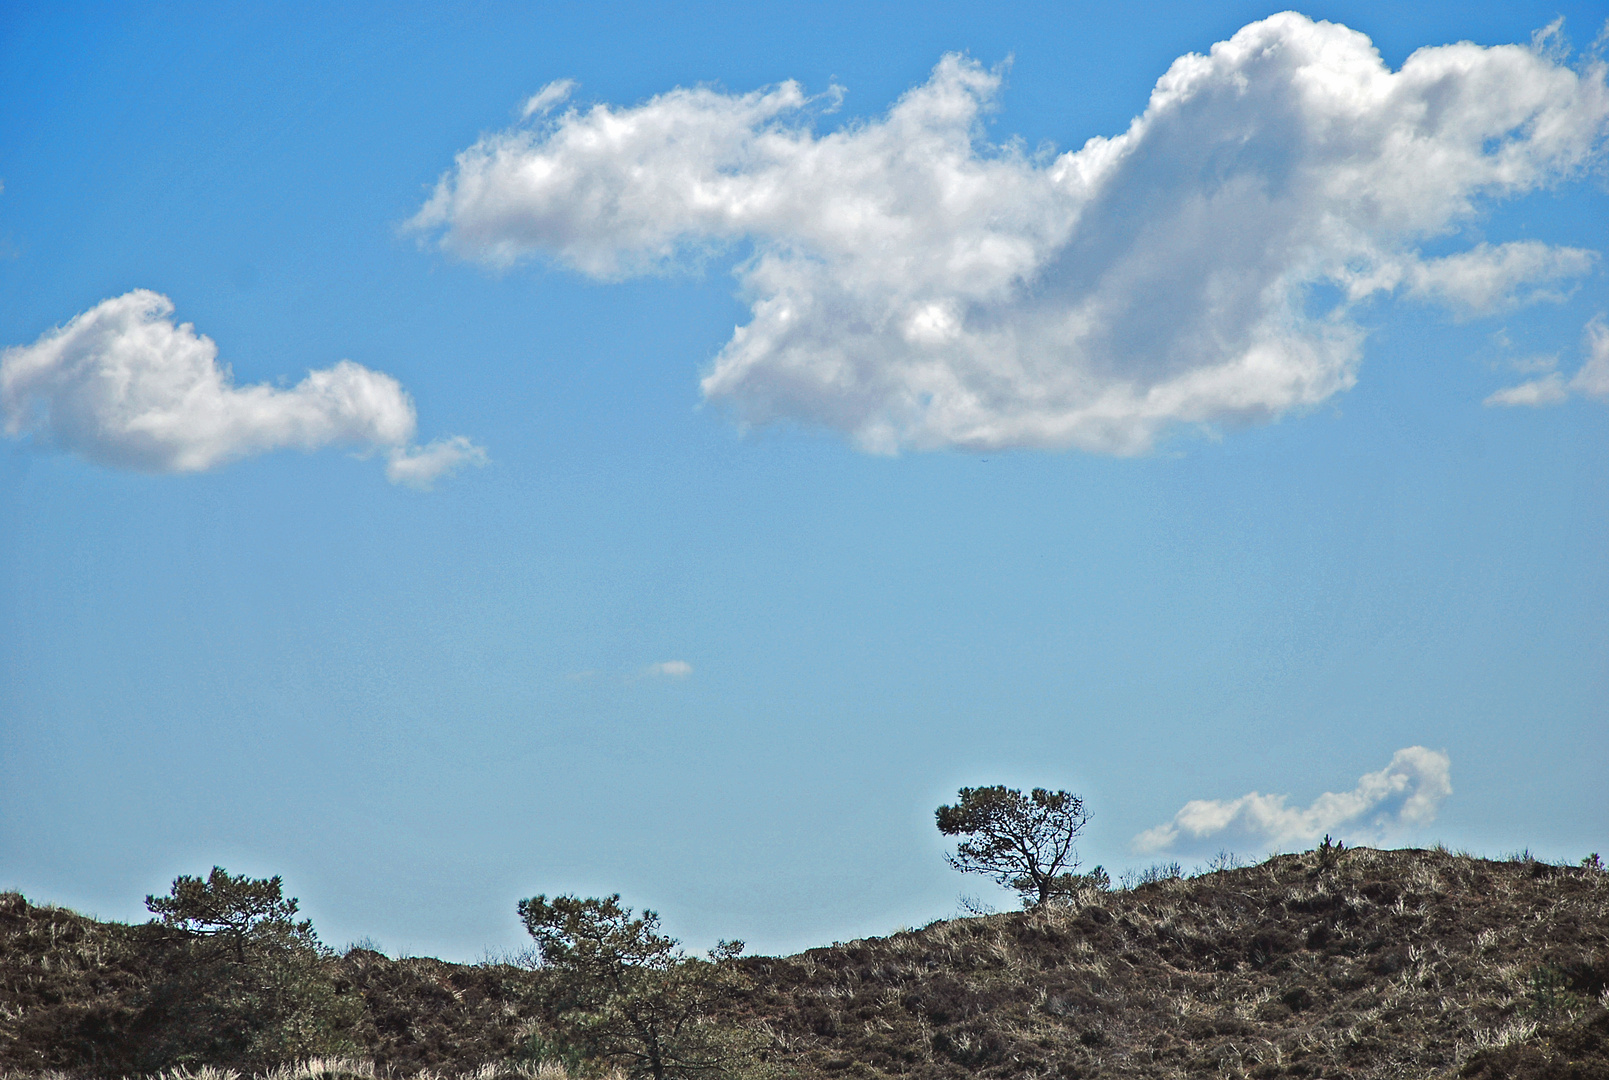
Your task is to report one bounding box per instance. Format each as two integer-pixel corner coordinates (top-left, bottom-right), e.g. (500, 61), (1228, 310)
(132, 869), (364, 1071)
(1201, 850), (1247, 874)
(1120, 862), (1183, 890)
(516, 894), (755, 1080)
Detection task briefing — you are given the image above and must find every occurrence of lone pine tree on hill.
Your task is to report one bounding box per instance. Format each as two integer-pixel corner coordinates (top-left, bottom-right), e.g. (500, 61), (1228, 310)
(936, 785), (1092, 906)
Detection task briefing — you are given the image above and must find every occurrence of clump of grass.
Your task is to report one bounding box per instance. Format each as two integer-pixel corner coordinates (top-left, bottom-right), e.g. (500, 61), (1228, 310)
(1119, 861), (1182, 889)
(152, 1069), (244, 1080)
(259, 1059), (375, 1080)
(1472, 1017), (1539, 1050)
(1198, 849), (1249, 875)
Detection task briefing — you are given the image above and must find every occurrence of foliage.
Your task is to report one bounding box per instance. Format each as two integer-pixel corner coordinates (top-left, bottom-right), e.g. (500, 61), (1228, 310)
(1524, 964), (1585, 1023)
(732, 847), (1609, 1080)
(329, 946), (546, 1071)
(6, 848), (1609, 1080)
(147, 868), (313, 965)
(1031, 866), (1109, 907)
(1119, 860), (1182, 889)
(935, 786), (1089, 906)
(0, 871), (361, 1074)
(1202, 849), (1248, 874)
(130, 870), (362, 1071)
(127, 930), (364, 1071)
(516, 894), (754, 1080)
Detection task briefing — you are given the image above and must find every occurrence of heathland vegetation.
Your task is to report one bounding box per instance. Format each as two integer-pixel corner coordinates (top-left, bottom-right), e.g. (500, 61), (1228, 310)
(3, 790), (1607, 1080)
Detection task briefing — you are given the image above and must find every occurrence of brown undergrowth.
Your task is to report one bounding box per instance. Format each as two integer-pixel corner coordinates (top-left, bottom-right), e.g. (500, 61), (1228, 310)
(4, 848), (1606, 1079)
(0, 894), (544, 1074)
(729, 847), (1609, 1079)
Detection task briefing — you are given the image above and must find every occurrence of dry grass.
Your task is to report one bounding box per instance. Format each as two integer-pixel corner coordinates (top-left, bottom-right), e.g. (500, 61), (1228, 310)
(727, 847), (1609, 1079)
(4, 850), (1607, 1079)
(4, 1062), (598, 1080)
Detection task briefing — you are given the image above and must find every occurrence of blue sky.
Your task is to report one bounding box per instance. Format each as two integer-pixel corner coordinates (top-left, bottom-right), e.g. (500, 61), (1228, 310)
(2, 0), (1606, 960)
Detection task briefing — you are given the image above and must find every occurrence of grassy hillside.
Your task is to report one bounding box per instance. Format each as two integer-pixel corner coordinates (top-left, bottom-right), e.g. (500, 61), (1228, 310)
(3, 847), (1606, 1079)
(729, 847), (1609, 1078)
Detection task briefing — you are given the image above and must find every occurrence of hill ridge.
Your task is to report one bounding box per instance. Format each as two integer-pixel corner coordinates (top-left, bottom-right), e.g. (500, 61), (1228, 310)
(4, 847), (1607, 1079)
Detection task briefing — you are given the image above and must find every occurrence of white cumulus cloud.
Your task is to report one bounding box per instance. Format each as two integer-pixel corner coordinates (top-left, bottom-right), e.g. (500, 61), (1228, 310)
(1132, 746), (1453, 854)
(1, 290), (485, 485)
(1486, 313), (1609, 406)
(645, 660), (692, 678)
(412, 14), (1609, 454)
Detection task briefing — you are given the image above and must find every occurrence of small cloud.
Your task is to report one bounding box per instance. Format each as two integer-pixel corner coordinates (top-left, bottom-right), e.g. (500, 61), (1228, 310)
(1505, 353), (1558, 374)
(385, 435), (488, 490)
(1531, 16), (1568, 60)
(645, 660), (692, 678)
(1132, 746), (1452, 854)
(1485, 373), (1569, 407)
(1403, 241), (1595, 315)
(1485, 314), (1609, 407)
(521, 79), (576, 119)
(1, 290), (482, 487)
(1571, 315), (1609, 399)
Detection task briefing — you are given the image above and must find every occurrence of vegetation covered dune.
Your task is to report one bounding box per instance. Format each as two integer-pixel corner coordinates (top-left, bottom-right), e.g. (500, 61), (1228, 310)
(732, 847), (1609, 1078)
(3, 847), (1607, 1080)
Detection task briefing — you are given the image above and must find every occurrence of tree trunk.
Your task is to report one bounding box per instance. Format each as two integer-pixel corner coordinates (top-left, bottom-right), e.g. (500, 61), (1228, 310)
(646, 1027), (666, 1080)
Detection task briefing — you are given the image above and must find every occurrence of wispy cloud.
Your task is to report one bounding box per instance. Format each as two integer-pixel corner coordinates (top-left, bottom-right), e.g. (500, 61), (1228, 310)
(1488, 315), (1609, 406)
(385, 435), (488, 490)
(1397, 242), (1595, 315)
(521, 79), (576, 119)
(644, 660), (692, 678)
(1132, 747), (1453, 854)
(1485, 373), (1571, 407)
(0, 290), (485, 486)
(413, 14), (1609, 454)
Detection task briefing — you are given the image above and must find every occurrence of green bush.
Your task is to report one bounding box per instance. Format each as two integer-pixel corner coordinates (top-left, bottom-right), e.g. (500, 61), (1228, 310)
(128, 869), (364, 1072)
(516, 894), (757, 1080)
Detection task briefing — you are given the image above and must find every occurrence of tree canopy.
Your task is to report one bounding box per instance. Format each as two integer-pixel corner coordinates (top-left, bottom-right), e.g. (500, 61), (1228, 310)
(518, 893), (750, 1080)
(146, 866), (313, 963)
(137, 867), (358, 1067)
(936, 786), (1091, 906)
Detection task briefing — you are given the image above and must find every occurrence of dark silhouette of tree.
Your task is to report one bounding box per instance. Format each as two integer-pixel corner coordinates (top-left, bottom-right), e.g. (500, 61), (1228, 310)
(936, 786), (1091, 906)
(518, 893), (751, 1080)
(146, 866), (312, 964)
